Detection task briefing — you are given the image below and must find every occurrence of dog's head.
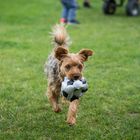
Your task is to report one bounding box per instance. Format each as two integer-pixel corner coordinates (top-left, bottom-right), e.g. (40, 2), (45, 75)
(54, 47), (93, 80)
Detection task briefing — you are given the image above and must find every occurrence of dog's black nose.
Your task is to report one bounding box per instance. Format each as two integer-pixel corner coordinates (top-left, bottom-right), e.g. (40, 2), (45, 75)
(74, 75), (80, 80)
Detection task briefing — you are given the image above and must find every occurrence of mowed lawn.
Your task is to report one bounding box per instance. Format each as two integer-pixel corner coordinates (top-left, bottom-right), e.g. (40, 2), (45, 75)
(0, 0), (140, 139)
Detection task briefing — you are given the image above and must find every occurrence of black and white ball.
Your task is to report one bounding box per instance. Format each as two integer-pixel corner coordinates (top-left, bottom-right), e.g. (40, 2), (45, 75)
(61, 77), (88, 102)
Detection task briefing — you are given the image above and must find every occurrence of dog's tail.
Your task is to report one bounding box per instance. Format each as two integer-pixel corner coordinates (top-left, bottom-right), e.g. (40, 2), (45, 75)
(51, 24), (71, 48)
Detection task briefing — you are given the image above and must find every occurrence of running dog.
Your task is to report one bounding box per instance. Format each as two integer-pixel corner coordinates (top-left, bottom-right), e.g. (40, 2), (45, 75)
(44, 25), (93, 125)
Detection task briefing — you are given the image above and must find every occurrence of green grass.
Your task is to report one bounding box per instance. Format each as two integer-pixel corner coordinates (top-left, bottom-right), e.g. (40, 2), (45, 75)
(0, 0), (140, 139)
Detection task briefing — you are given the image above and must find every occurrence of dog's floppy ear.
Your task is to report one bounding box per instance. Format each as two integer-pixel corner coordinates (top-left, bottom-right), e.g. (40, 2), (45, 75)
(54, 46), (68, 61)
(78, 49), (93, 62)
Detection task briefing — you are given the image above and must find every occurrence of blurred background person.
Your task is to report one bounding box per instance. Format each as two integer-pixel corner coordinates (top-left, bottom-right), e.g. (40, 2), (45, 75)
(60, 0), (80, 25)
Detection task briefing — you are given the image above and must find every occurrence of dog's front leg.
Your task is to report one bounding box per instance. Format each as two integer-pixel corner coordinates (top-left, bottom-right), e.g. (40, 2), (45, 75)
(67, 99), (79, 125)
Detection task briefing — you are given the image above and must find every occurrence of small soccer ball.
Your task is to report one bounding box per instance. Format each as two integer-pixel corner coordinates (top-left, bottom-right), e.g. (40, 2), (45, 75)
(61, 77), (88, 102)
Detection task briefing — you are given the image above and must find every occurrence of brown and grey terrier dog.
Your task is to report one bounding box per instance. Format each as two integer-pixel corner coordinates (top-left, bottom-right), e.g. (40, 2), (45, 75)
(44, 25), (93, 125)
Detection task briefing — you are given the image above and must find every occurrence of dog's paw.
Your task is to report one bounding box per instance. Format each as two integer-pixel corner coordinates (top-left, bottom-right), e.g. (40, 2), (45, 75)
(54, 107), (61, 113)
(67, 117), (76, 126)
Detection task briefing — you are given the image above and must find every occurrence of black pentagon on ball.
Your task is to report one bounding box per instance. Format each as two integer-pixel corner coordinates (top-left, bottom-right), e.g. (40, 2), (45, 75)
(70, 95), (79, 102)
(81, 79), (86, 84)
(82, 88), (88, 92)
(67, 80), (74, 85)
(62, 91), (68, 97)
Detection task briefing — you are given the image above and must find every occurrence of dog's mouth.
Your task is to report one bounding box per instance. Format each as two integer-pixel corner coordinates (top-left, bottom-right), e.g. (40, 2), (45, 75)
(73, 75), (80, 80)
(68, 74), (82, 80)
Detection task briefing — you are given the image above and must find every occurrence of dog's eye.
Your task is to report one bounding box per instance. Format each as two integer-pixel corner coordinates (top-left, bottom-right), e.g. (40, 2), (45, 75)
(77, 64), (83, 69)
(65, 64), (71, 70)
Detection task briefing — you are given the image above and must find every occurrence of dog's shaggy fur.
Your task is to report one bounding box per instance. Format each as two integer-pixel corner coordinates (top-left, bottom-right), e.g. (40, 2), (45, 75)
(44, 25), (93, 125)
